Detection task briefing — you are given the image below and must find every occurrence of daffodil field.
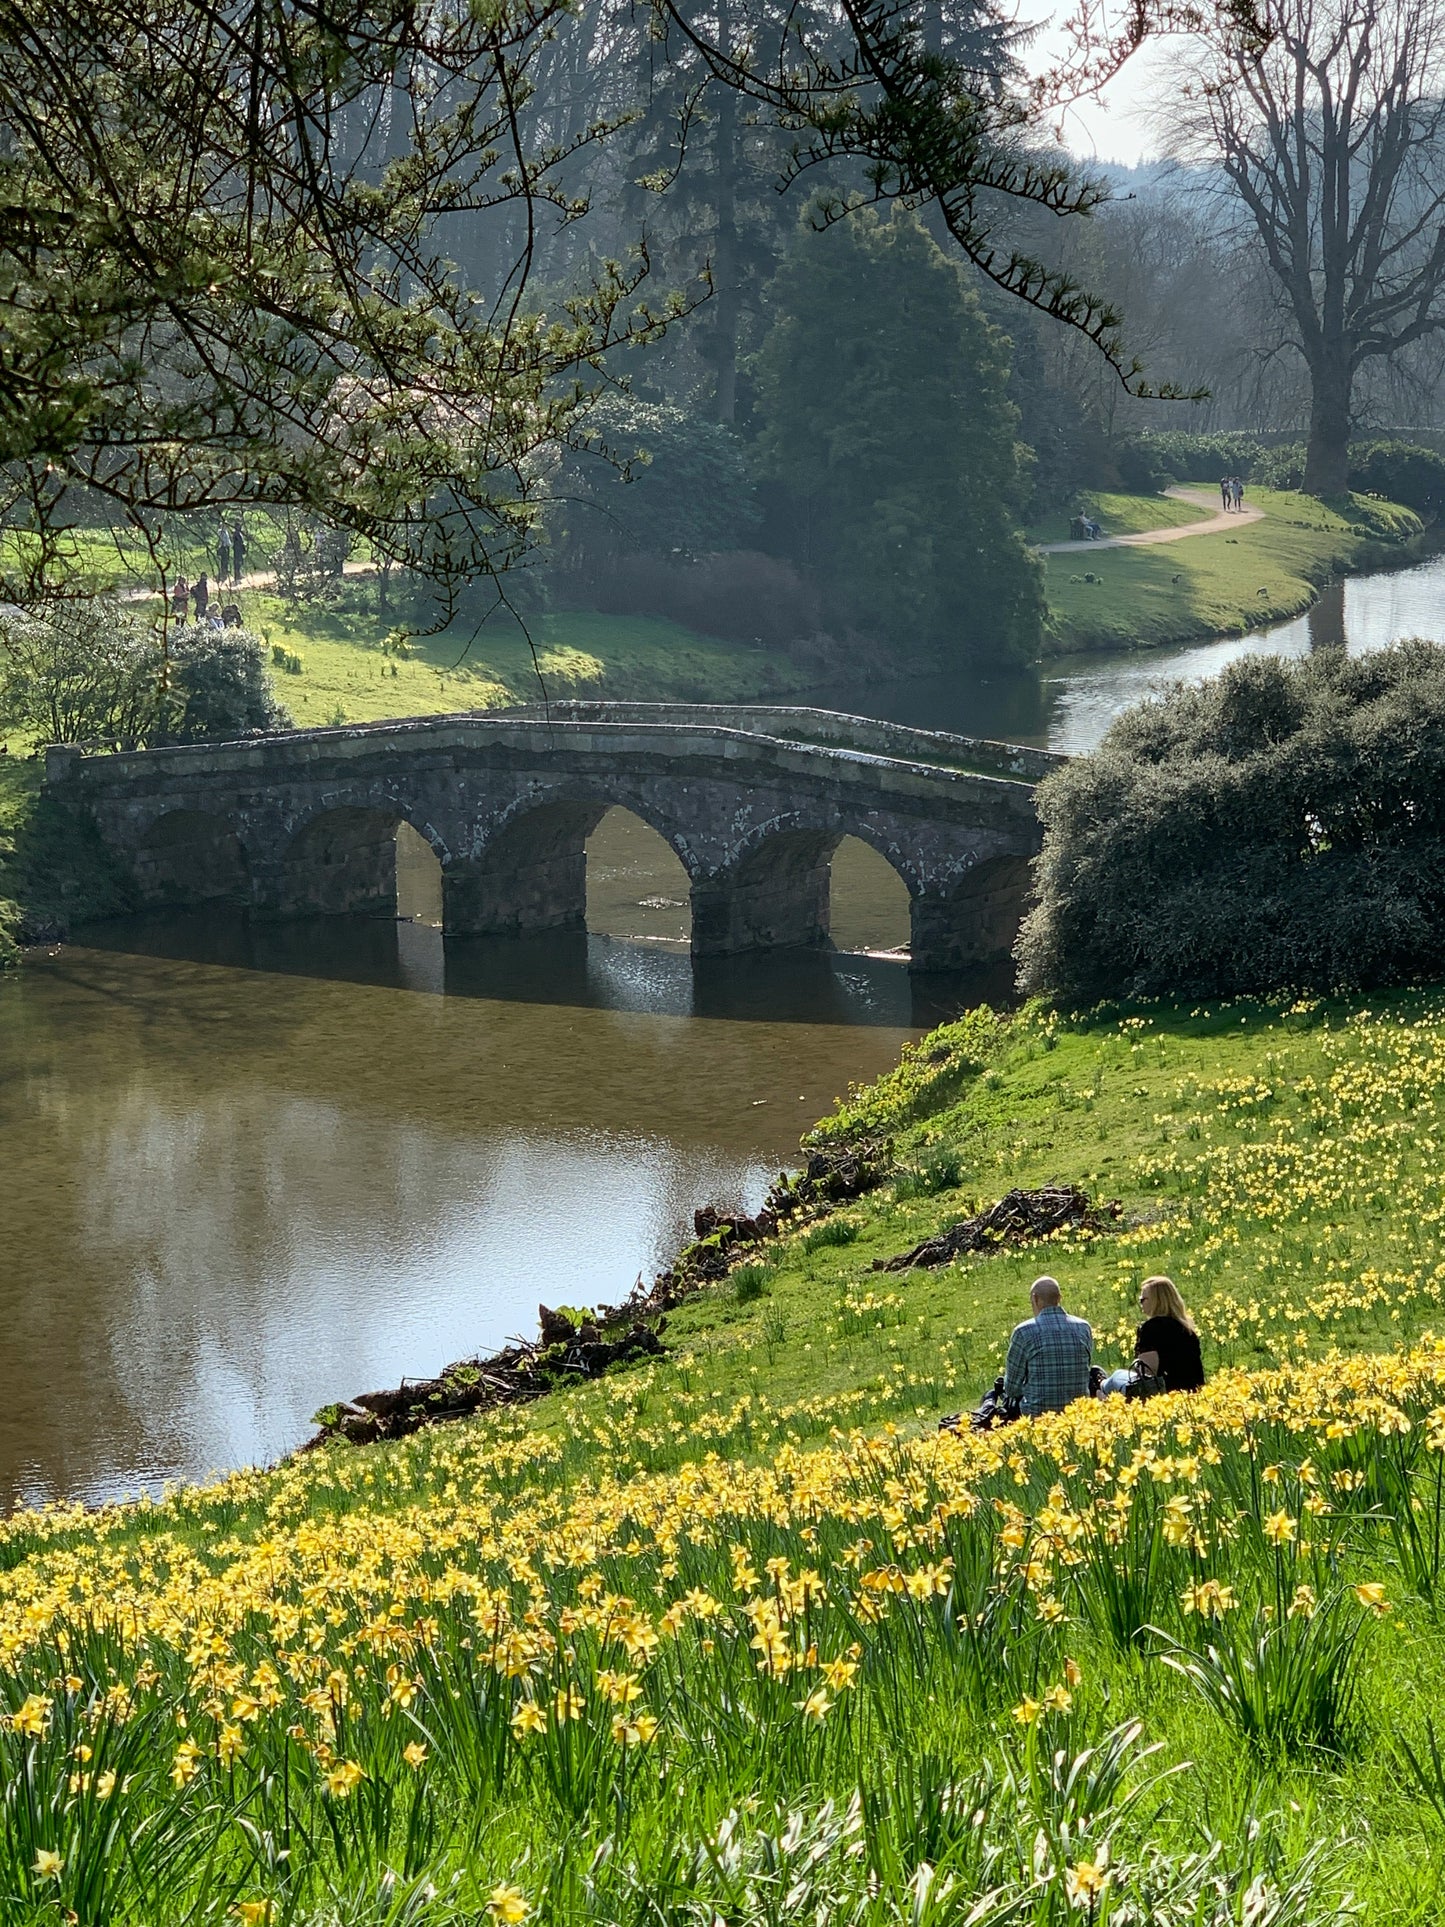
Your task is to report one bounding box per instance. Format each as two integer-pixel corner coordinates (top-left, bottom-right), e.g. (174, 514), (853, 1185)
(10, 995), (1445, 1926)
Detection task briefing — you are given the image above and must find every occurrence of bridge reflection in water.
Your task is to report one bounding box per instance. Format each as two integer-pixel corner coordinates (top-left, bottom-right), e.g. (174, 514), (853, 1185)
(82, 800), (1012, 1025)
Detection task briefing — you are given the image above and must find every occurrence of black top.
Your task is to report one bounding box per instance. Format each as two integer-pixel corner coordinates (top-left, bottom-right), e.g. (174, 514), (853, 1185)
(1136, 1316), (1204, 1392)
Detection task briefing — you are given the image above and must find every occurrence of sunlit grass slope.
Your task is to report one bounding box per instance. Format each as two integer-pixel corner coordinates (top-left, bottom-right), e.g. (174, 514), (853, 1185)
(1043, 487), (1424, 652)
(6, 996), (1445, 1920)
(199, 590), (821, 725)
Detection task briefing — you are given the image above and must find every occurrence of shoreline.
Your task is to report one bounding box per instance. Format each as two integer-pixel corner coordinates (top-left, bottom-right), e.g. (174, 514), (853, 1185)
(1039, 492), (1437, 657)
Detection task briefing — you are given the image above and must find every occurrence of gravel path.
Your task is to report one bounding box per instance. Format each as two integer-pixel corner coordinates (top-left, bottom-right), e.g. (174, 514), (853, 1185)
(1038, 485), (1265, 554)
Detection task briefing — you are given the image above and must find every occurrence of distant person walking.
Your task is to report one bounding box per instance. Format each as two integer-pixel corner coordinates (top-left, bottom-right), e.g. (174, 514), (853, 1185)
(217, 525), (231, 583)
(170, 575), (189, 625)
(192, 572), (210, 621)
(1231, 475), (1245, 512)
(1220, 475), (1231, 511)
(1001, 1276), (1094, 1417)
(230, 520), (246, 584)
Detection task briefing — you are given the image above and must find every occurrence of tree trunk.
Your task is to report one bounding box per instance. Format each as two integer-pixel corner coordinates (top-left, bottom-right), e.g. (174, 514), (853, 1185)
(711, 0), (740, 424)
(1302, 350), (1352, 497)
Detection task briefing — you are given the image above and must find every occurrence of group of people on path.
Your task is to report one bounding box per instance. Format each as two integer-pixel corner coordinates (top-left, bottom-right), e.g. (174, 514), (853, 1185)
(167, 522), (250, 628)
(996, 1273), (1204, 1419)
(1219, 475), (1247, 513)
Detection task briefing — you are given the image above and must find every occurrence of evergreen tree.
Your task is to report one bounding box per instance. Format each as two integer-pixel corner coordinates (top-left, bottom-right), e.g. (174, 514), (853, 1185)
(755, 211), (1042, 664)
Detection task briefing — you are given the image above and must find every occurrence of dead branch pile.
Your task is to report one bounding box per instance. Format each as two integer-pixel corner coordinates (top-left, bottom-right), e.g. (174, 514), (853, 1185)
(872, 1185), (1120, 1272)
(601, 1136), (894, 1317)
(305, 1314), (665, 1449)
(304, 1137), (893, 1452)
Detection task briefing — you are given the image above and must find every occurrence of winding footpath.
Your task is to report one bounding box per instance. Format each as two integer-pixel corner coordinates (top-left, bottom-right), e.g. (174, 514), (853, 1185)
(1038, 485), (1265, 555)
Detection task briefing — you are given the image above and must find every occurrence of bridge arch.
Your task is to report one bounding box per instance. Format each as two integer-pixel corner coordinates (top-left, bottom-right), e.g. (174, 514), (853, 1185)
(909, 851), (1036, 973)
(829, 834), (913, 956)
(585, 805), (692, 947)
(445, 784), (696, 940)
(691, 814), (922, 958)
(133, 808), (251, 907)
(279, 801), (450, 920)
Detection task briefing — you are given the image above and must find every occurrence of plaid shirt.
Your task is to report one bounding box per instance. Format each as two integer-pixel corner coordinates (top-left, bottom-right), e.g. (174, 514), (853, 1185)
(1002, 1306), (1093, 1416)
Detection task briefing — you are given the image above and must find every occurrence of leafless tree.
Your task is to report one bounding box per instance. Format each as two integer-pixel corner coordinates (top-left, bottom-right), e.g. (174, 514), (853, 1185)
(1166, 0), (1445, 492)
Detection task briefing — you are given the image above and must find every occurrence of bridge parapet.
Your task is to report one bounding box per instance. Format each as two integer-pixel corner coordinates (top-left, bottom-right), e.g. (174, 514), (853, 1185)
(502, 702), (1065, 785)
(45, 703), (1051, 974)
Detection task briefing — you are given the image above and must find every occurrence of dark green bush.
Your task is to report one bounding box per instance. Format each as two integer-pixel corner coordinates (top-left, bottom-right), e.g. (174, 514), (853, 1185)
(1127, 431), (1273, 483)
(1252, 443), (1307, 490)
(1017, 642), (1445, 1003)
(1349, 442), (1445, 519)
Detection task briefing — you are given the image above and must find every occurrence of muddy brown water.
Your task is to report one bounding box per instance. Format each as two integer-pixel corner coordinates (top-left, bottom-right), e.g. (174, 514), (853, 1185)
(2, 816), (984, 1509)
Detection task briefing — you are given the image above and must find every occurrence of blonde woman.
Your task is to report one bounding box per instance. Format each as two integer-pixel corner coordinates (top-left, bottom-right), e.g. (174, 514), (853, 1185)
(1100, 1275), (1204, 1395)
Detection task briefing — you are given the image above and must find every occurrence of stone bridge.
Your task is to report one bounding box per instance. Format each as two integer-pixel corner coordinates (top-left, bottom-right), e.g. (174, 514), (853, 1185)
(44, 702), (1063, 973)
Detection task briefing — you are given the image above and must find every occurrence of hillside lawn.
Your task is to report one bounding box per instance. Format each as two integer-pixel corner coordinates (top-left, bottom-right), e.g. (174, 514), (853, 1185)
(1042, 486), (1425, 652)
(6, 993), (1445, 1921)
(165, 589), (825, 725)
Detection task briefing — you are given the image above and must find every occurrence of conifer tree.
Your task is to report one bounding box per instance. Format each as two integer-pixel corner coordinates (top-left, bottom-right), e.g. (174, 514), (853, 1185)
(756, 211), (1042, 664)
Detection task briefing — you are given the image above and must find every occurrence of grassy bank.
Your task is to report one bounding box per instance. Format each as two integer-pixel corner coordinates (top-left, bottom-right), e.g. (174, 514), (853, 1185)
(1042, 486), (1426, 653)
(239, 590), (825, 727)
(5, 994), (1445, 1921)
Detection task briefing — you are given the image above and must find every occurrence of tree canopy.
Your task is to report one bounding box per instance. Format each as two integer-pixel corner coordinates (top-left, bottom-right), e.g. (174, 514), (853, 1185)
(756, 211), (1042, 661)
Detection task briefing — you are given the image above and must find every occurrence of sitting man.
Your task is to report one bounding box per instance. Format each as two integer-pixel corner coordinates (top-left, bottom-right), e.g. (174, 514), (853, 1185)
(1002, 1275), (1094, 1417)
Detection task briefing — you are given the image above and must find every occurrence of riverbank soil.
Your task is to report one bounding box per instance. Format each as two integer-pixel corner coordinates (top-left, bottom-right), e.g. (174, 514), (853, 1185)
(1042, 485), (1424, 651)
(5, 995), (1445, 1920)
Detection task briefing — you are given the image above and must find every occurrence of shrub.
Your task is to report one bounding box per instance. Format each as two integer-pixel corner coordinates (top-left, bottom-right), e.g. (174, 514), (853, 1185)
(0, 600), (156, 745)
(0, 600), (289, 747)
(550, 395), (759, 565)
(167, 627), (292, 742)
(1350, 440), (1445, 519)
(1128, 431), (1274, 483)
(1017, 642), (1445, 1003)
(571, 549), (822, 646)
(1124, 432), (1445, 512)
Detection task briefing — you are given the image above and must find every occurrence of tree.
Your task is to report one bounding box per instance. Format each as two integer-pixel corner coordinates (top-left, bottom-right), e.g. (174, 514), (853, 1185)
(653, 0), (1213, 404)
(1167, 0), (1445, 494)
(551, 397), (759, 567)
(0, 602), (288, 745)
(0, 0), (693, 611)
(756, 211), (1042, 662)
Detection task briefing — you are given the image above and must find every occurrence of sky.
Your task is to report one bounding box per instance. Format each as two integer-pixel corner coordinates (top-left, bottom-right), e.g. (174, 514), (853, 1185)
(1022, 14), (1185, 171)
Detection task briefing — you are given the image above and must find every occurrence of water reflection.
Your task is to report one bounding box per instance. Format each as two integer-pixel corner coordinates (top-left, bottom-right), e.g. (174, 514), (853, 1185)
(82, 912), (989, 1028)
(4, 918), (948, 1510)
(802, 546), (1445, 754)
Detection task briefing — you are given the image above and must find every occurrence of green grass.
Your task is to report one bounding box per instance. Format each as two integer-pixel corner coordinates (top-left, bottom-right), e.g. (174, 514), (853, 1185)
(1044, 485), (1425, 652)
(1026, 488), (1206, 545)
(5, 993), (1445, 1922)
(141, 585), (824, 726)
